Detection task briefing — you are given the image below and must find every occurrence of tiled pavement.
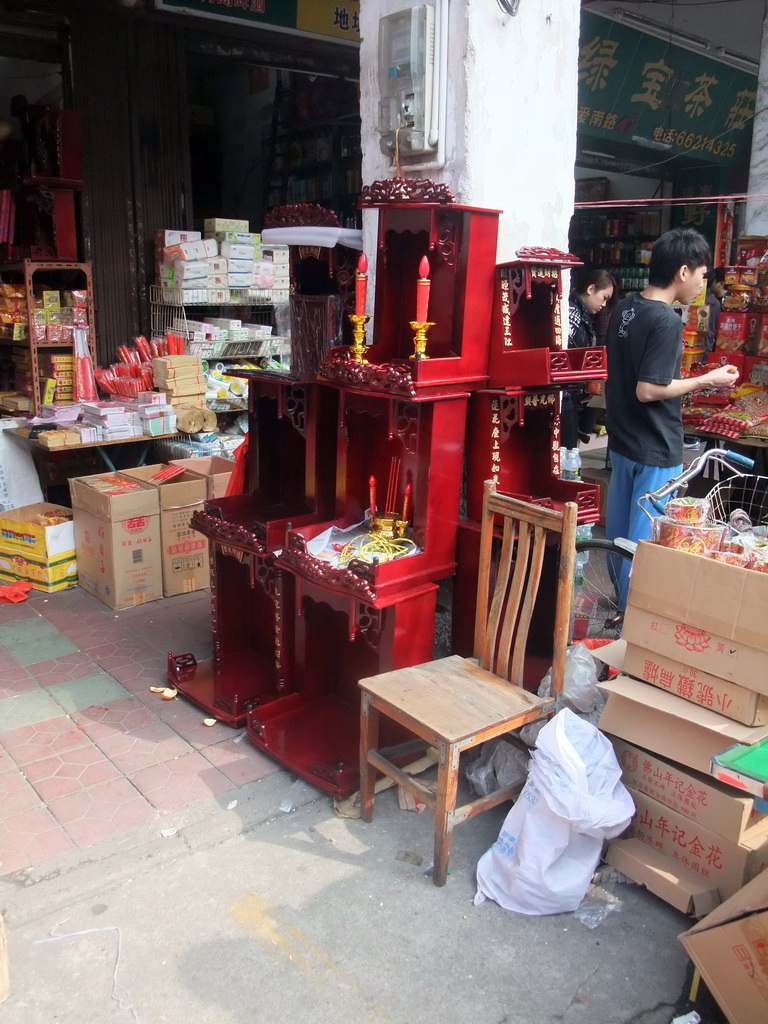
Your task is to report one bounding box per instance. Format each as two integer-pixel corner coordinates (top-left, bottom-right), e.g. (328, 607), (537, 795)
(0, 584), (280, 875)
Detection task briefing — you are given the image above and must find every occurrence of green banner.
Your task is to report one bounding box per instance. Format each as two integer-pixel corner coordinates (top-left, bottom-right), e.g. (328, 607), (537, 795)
(155, 0), (361, 42)
(579, 12), (756, 166)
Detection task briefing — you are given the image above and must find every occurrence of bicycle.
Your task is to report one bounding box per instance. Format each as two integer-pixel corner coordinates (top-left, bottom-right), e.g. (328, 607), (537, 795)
(572, 446), (756, 641)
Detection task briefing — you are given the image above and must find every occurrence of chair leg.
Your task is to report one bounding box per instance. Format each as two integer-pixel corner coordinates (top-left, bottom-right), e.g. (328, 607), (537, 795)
(359, 691), (380, 823)
(432, 741), (460, 887)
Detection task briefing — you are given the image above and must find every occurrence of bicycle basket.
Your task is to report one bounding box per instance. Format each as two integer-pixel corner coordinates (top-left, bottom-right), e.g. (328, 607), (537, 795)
(707, 475), (768, 528)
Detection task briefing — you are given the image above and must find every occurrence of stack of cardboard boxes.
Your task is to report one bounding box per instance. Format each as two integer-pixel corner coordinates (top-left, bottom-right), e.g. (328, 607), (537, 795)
(154, 221), (287, 304)
(596, 541), (768, 1023)
(70, 465), (211, 608)
(0, 503), (77, 593)
(152, 356), (207, 432)
(599, 541), (768, 915)
(67, 458), (231, 608)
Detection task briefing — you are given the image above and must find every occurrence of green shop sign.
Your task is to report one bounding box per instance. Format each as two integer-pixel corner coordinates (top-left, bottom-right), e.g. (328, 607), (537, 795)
(579, 11), (756, 165)
(154, 0), (360, 43)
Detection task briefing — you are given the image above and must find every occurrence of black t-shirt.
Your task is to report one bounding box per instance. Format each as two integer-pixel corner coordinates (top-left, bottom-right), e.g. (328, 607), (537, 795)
(605, 292), (684, 468)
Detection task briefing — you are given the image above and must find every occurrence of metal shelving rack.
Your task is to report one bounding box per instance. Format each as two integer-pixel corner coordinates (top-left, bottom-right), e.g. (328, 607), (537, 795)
(0, 260), (96, 416)
(149, 285), (275, 349)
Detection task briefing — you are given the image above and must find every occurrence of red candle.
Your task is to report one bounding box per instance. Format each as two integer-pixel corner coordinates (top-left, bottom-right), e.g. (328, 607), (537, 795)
(355, 253), (368, 316)
(368, 475), (377, 518)
(416, 255), (431, 322)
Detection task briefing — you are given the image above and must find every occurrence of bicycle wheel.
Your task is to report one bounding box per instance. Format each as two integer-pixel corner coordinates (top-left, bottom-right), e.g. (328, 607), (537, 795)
(572, 539), (634, 642)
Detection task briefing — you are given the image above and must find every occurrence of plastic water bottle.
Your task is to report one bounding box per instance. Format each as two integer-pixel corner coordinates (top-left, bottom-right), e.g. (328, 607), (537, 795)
(561, 448), (582, 481)
(559, 447), (567, 479)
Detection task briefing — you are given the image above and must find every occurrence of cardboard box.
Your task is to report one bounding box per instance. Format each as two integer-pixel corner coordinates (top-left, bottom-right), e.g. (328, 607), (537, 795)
(118, 465), (209, 597)
(155, 229), (202, 247)
(0, 549), (77, 592)
(168, 456), (234, 499)
(744, 354), (768, 386)
(602, 638), (768, 727)
(70, 474), (162, 609)
(717, 312), (750, 351)
(605, 838), (720, 917)
(625, 542), (768, 694)
(0, 503), (75, 561)
(609, 737), (767, 843)
(626, 788), (768, 901)
(679, 869), (768, 1024)
(598, 675), (768, 776)
(204, 218), (249, 234)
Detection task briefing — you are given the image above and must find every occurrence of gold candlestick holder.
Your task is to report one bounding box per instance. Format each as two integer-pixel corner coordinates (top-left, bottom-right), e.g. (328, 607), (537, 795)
(409, 320), (434, 360)
(370, 513), (409, 539)
(348, 313), (371, 363)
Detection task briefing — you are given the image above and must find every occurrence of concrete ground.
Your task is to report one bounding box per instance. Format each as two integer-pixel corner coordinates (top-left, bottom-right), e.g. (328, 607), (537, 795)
(1, 767), (724, 1024)
(0, 449), (727, 1023)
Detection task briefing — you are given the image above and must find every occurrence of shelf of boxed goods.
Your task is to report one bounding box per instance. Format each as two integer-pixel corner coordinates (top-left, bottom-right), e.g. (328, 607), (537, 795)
(0, 260), (96, 416)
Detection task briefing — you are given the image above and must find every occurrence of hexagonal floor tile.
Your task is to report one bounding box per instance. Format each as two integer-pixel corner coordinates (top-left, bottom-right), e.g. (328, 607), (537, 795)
(129, 751), (232, 811)
(0, 716), (92, 766)
(92, 720), (194, 774)
(0, 805), (74, 873)
(203, 738), (279, 787)
(24, 743), (122, 801)
(47, 776), (156, 847)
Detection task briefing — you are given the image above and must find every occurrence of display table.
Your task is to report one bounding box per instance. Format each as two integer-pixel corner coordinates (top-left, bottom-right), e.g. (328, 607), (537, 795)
(5, 429), (180, 503)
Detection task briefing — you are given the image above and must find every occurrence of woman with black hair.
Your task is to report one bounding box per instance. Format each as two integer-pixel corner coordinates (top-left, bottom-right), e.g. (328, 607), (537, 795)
(560, 269), (617, 449)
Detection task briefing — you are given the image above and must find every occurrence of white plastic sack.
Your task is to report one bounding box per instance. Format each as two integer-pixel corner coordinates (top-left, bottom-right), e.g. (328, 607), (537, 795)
(475, 709), (634, 916)
(0, 420), (43, 511)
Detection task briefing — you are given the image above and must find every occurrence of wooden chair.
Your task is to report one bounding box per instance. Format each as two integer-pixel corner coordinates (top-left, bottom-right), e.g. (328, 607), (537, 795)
(358, 481), (578, 885)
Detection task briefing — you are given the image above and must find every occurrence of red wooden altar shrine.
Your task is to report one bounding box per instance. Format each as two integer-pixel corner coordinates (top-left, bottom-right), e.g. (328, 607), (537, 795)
(170, 184), (607, 797)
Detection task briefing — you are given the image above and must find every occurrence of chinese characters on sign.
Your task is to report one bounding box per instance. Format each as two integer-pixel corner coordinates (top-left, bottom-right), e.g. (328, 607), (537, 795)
(489, 397), (502, 488)
(155, 0), (361, 42)
(578, 12), (756, 165)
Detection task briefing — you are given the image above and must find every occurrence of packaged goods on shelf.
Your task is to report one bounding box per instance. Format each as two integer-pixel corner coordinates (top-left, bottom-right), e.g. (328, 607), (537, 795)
(169, 259), (211, 282)
(164, 238), (218, 262)
(204, 217), (249, 234)
(219, 241), (255, 261)
(212, 230), (260, 247)
(226, 272), (252, 289)
(227, 258), (254, 275)
(252, 260), (276, 289)
(155, 229), (202, 247)
(261, 244), (289, 265)
(205, 317), (241, 331)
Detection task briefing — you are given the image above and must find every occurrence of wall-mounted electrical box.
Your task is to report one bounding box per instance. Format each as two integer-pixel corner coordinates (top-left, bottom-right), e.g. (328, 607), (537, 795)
(378, 5), (436, 158)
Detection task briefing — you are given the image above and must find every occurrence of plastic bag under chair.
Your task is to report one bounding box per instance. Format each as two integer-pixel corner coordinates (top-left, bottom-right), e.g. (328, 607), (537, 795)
(475, 709), (634, 916)
(465, 739), (530, 797)
(519, 644), (606, 747)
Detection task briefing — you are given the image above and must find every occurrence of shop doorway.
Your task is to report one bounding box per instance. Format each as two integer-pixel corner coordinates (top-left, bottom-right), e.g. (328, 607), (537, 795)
(185, 54), (361, 233)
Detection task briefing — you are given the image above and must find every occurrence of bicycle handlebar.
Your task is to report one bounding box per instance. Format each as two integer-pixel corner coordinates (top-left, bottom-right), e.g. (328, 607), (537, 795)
(638, 447), (755, 520)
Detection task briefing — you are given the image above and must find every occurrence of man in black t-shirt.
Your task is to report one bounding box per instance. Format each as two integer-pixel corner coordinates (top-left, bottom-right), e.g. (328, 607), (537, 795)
(604, 228), (739, 607)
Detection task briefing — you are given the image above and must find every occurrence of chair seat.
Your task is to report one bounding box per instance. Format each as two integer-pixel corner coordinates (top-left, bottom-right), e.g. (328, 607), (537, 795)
(359, 654), (553, 744)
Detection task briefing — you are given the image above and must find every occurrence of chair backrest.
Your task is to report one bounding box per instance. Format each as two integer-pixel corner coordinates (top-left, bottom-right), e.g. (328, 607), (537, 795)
(473, 481), (577, 695)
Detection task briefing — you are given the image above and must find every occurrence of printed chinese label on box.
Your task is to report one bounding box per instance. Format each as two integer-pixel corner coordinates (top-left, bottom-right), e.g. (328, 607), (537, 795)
(609, 737), (767, 843)
(622, 642), (768, 727)
(0, 503), (77, 592)
(69, 474), (162, 610)
(626, 788), (768, 902)
(680, 869), (768, 1024)
(597, 675), (768, 777)
(118, 465), (209, 596)
(625, 542), (768, 695)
